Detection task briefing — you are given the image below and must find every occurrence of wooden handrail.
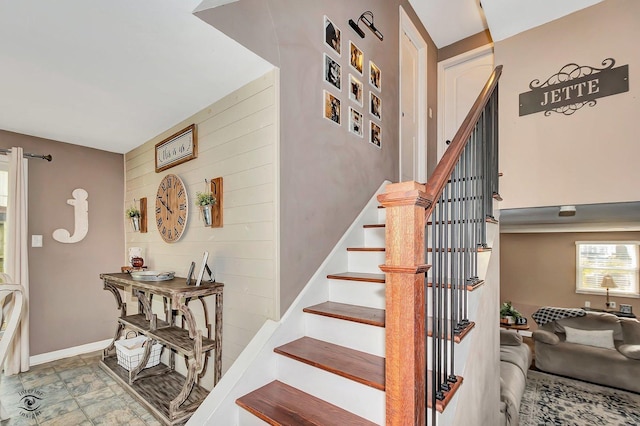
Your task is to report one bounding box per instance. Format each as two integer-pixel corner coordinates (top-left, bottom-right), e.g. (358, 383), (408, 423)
(424, 65), (503, 206)
(379, 66), (502, 425)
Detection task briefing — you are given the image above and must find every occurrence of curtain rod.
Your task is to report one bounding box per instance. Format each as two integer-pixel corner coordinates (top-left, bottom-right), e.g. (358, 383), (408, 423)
(0, 148), (52, 162)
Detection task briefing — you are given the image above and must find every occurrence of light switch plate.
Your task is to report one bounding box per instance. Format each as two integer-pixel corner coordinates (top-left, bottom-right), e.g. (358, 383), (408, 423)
(609, 301), (616, 308)
(32, 235), (43, 247)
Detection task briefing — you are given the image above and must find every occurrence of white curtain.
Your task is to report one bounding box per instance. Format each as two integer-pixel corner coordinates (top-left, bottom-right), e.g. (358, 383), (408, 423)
(4, 147), (29, 375)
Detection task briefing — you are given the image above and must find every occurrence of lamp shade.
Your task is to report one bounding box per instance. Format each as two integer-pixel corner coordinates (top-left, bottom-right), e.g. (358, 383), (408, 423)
(600, 275), (617, 289)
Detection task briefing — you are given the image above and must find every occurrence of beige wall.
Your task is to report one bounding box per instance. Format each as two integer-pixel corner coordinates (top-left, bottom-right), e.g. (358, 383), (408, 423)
(0, 130), (124, 355)
(495, 0), (640, 209)
(197, 0), (439, 315)
(124, 71), (278, 386)
(438, 30), (492, 62)
(501, 231), (640, 329)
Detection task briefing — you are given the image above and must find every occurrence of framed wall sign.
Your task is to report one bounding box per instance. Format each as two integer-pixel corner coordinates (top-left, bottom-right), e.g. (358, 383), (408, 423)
(155, 124), (198, 172)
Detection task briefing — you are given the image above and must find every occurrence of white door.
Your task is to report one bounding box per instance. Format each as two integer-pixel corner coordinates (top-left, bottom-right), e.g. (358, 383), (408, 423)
(400, 31), (418, 182)
(399, 7), (427, 183)
(438, 46), (494, 160)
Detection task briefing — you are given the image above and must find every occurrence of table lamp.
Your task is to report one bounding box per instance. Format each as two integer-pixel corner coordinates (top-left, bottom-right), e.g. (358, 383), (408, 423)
(600, 274), (617, 310)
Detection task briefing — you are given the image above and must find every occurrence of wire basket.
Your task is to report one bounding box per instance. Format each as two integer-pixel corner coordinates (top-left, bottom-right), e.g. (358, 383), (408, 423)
(114, 334), (162, 371)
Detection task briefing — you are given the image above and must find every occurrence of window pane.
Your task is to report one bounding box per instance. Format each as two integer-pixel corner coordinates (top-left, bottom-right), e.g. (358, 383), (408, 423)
(576, 242), (639, 296)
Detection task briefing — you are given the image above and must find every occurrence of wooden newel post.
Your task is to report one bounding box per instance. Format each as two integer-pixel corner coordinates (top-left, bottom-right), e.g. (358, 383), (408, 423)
(377, 181), (431, 426)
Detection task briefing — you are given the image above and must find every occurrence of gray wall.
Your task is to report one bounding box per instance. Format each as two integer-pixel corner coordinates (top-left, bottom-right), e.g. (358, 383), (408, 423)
(197, 0), (438, 314)
(1, 130), (124, 355)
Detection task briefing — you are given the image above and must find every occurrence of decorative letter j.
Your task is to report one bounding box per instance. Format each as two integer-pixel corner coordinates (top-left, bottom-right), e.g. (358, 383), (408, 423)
(53, 188), (89, 243)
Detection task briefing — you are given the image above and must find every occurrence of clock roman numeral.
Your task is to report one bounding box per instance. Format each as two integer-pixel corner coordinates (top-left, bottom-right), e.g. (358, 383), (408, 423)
(177, 189), (184, 197)
(179, 203), (186, 211)
(177, 216), (185, 226)
(162, 226), (167, 235)
(161, 182), (166, 191)
(167, 177), (172, 187)
(157, 217), (163, 227)
(174, 227), (179, 236)
(156, 207), (161, 214)
(168, 229), (173, 239)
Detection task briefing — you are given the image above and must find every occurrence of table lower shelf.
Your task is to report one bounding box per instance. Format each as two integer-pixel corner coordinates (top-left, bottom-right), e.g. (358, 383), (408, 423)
(100, 356), (210, 425)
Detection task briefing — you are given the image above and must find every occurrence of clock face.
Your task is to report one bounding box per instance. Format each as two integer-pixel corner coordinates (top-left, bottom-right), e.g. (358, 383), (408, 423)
(155, 174), (188, 243)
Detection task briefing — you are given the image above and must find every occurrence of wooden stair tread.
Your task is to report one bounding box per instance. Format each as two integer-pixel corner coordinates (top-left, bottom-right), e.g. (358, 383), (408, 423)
(236, 380), (376, 426)
(347, 247), (385, 252)
(428, 372), (463, 413)
(427, 280), (485, 291)
(363, 224), (385, 228)
(327, 272), (385, 283)
(304, 302), (385, 327)
(427, 318), (475, 343)
(274, 337), (385, 390)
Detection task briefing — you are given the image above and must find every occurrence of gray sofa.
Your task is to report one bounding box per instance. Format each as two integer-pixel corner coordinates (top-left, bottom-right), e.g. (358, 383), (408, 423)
(500, 329), (532, 426)
(533, 311), (640, 393)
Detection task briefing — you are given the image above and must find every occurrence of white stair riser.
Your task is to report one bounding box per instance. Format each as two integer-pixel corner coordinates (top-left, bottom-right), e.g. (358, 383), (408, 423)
(364, 227), (386, 247)
(348, 251), (386, 274)
(328, 279), (385, 309)
(276, 355), (385, 425)
(377, 208), (386, 223)
(305, 313), (385, 357)
(426, 288), (481, 319)
(426, 335), (470, 372)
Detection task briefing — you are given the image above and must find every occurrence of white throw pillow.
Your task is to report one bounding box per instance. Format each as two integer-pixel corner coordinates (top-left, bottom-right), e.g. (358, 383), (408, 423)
(564, 326), (615, 349)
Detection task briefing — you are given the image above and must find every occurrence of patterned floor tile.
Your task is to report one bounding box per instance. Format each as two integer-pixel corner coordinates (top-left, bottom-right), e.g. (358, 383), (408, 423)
(62, 370), (108, 398)
(5, 354), (162, 425)
(34, 398), (80, 424)
(75, 386), (116, 407)
(33, 381), (73, 406)
(82, 397), (127, 420)
(50, 356), (87, 372)
(139, 412), (163, 426)
(38, 409), (91, 426)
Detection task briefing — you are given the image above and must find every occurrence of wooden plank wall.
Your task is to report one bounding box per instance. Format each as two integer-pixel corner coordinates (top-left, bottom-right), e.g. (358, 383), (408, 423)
(124, 70), (279, 389)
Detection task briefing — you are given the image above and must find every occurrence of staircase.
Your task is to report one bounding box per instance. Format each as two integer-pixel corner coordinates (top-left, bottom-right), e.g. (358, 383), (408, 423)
(188, 66), (502, 426)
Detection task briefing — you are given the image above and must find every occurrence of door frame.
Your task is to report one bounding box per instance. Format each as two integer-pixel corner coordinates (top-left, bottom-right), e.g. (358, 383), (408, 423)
(437, 44), (494, 160)
(399, 6), (428, 183)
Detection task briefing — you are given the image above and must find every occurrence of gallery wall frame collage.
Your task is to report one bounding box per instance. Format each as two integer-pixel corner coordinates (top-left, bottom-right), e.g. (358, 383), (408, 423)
(323, 15), (382, 149)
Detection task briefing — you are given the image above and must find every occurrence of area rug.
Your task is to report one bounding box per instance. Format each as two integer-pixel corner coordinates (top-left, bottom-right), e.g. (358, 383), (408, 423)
(519, 370), (640, 426)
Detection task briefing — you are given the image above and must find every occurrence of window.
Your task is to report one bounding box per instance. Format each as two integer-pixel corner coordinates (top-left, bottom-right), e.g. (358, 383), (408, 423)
(576, 241), (639, 297)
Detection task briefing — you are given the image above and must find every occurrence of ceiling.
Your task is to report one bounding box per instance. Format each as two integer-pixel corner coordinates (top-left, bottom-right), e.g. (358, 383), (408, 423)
(0, 0), (604, 154)
(409, 0), (603, 47)
(500, 202), (640, 232)
(0, 0), (272, 154)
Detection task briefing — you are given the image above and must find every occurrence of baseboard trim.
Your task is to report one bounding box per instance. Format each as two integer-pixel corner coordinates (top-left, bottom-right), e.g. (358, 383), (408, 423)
(29, 339), (111, 366)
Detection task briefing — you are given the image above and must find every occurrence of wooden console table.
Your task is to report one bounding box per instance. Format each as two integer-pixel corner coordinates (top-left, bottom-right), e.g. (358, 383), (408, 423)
(99, 273), (223, 425)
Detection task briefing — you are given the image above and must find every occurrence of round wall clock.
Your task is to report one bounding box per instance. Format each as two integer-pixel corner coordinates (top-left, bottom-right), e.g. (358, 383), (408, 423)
(155, 174), (188, 243)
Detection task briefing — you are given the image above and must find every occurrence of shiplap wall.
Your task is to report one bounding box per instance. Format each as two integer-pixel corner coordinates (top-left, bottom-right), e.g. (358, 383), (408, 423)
(124, 70), (279, 389)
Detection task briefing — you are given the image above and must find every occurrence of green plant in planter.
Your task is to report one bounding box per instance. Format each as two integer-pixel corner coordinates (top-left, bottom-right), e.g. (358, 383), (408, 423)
(126, 206), (140, 218)
(500, 301), (522, 319)
(195, 192), (216, 207)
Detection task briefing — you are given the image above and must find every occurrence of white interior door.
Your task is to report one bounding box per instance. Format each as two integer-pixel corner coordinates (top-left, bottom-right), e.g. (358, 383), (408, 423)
(438, 46), (494, 160)
(399, 6), (427, 183)
(400, 31), (418, 183)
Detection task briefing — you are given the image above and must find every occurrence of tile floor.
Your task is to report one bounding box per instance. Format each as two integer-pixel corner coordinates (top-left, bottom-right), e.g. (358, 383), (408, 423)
(0, 352), (160, 426)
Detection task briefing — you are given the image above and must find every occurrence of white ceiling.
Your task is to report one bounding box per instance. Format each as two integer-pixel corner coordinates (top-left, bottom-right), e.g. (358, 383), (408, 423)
(0, 0), (273, 154)
(0, 0), (604, 154)
(410, 0), (603, 48)
(500, 202), (640, 232)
